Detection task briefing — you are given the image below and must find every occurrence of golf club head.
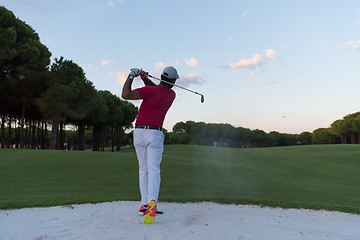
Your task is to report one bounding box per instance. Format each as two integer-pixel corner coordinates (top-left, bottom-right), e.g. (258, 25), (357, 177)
(201, 95), (204, 103)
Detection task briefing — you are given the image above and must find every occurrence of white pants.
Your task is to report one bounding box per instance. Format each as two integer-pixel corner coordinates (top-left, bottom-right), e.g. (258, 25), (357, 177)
(133, 128), (164, 205)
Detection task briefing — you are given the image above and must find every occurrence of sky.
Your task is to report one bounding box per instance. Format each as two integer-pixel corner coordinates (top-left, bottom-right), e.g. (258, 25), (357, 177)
(2, 0), (360, 134)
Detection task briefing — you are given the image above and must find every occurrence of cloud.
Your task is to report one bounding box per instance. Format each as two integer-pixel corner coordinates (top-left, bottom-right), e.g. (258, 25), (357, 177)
(241, 10), (250, 17)
(318, 40), (328, 46)
(177, 73), (206, 87)
(154, 62), (166, 72)
(108, 0), (123, 7)
(228, 53), (262, 69)
(265, 49), (278, 59)
(227, 49), (278, 69)
(266, 80), (276, 84)
(185, 58), (201, 67)
(353, 45), (360, 51)
(80, 0), (123, 9)
(85, 64), (97, 70)
(346, 40), (360, 51)
(109, 72), (127, 85)
(101, 59), (115, 66)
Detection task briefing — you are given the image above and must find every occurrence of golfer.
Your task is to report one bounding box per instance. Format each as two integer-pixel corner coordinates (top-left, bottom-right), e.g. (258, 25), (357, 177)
(121, 66), (178, 224)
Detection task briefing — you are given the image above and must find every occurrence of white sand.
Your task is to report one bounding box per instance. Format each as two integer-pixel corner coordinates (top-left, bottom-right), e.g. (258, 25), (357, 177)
(1, 201), (359, 240)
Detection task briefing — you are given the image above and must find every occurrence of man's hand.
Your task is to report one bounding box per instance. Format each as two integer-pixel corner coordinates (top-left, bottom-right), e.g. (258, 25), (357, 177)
(129, 68), (141, 78)
(140, 70), (149, 80)
(140, 70), (156, 86)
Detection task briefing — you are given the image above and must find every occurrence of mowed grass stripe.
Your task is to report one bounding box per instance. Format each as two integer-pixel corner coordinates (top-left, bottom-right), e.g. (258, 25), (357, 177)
(0, 149), (139, 208)
(1, 145), (359, 213)
(160, 145), (360, 213)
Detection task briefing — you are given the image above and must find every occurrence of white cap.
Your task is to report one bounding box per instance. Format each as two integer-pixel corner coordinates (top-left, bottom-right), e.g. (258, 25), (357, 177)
(161, 66), (179, 80)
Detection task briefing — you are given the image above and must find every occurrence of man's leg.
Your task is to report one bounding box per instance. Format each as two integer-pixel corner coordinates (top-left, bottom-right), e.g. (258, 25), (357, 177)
(134, 129), (148, 206)
(146, 130), (164, 203)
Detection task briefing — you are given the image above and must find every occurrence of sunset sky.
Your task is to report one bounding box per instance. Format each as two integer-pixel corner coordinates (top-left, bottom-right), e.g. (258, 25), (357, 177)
(3, 0), (360, 133)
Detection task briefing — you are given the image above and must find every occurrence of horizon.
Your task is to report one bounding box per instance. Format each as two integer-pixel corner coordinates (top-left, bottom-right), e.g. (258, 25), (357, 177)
(2, 0), (360, 134)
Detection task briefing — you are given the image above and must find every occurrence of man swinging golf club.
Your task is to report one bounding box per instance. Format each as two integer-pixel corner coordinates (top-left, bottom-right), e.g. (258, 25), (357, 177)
(122, 66), (179, 224)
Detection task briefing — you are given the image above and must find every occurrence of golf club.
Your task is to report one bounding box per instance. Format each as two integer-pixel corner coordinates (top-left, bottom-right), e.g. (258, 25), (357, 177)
(148, 74), (205, 103)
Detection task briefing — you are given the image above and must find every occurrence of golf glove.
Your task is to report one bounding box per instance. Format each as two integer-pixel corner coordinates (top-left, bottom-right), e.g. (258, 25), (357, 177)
(129, 68), (141, 78)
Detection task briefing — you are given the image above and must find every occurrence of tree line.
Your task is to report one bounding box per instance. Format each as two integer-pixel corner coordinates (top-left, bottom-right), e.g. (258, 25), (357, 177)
(0, 6), (138, 151)
(164, 113), (360, 147)
(165, 121), (311, 148)
(330, 112), (360, 144)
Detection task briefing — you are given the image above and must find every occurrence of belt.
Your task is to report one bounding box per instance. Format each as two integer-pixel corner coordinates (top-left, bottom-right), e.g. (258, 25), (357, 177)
(135, 125), (162, 131)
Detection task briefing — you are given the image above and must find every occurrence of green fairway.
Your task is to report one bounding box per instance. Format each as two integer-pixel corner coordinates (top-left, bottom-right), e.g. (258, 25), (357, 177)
(1, 145), (360, 213)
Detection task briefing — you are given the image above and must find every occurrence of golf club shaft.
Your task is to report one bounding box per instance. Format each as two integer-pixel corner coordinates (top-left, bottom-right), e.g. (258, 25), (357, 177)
(148, 75), (203, 97)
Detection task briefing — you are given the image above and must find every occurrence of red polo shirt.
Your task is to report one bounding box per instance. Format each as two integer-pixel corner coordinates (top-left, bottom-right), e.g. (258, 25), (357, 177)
(135, 85), (176, 128)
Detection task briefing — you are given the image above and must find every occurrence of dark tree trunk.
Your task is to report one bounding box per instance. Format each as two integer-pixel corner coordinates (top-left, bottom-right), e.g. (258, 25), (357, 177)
(41, 121), (44, 149)
(77, 122), (85, 151)
(111, 126), (114, 152)
(8, 116), (11, 148)
(59, 123), (64, 150)
(51, 120), (58, 150)
(20, 104), (26, 148)
(25, 120), (29, 148)
(44, 121), (48, 149)
(36, 120), (40, 149)
(1, 116), (5, 148)
(116, 126), (122, 151)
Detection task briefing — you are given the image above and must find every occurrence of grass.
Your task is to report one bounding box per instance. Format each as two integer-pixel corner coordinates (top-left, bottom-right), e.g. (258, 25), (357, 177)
(1, 144), (360, 214)
(0, 149), (139, 209)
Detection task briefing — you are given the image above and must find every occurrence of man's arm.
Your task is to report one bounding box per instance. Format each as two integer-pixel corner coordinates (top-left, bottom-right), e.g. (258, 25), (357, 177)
(122, 76), (141, 100)
(140, 70), (156, 86)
